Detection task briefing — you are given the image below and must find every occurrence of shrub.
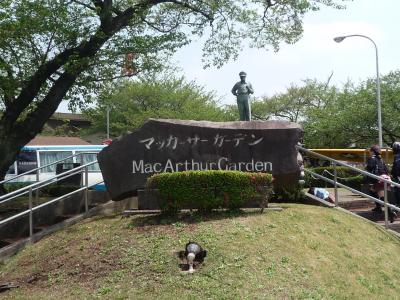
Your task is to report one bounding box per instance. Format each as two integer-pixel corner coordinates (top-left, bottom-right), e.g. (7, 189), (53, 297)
(273, 183), (305, 203)
(3, 182), (79, 197)
(42, 184), (79, 197)
(146, 170), (273, 214)
(3, 182), (32, 193)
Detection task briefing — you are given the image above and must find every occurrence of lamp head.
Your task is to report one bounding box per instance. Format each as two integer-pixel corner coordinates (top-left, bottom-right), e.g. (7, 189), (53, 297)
(333, 36), (346, 43)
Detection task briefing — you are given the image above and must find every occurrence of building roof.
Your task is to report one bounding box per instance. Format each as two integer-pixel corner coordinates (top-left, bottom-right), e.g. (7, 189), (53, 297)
(27, 136), (92, 146)
(50, 112), (90, 122)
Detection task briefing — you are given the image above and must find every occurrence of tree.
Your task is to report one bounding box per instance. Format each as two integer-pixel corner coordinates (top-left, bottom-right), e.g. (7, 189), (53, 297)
(83, 75), (231, 137)
(304, 71), (400, 148)
(253, 70), (400, 149)
(0, 0), (349, 183)
(251, 79), (333, 122)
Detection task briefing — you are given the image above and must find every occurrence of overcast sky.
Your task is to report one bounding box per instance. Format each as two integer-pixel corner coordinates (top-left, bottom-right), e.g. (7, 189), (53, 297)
(175, 0), (399, 106)
(58, 0), (400, 111)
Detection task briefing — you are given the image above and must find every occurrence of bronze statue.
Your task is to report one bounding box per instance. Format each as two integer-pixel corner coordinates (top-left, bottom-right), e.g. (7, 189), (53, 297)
(231, 71), (254, 121)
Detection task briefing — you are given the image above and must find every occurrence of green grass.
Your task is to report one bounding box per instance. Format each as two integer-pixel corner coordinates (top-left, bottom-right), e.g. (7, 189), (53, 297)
(1, 204), (400, 299)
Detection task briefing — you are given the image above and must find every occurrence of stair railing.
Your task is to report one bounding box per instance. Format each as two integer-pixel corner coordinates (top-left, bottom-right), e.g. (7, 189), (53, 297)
(298, 145), (400, 228)
(0, 161), (103, 238)
(0, 151), (100, 185)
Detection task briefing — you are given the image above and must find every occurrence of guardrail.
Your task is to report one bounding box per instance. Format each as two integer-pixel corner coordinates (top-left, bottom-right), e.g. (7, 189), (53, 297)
(0, 151), (100, 185)
(298, 145), (400, 228)
(0, 161), (103, 237)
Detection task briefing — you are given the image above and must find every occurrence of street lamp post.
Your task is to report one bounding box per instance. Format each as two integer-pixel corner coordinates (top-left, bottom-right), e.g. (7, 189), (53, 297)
(106, 106), (110, 139)
(333, 34), (382, 148)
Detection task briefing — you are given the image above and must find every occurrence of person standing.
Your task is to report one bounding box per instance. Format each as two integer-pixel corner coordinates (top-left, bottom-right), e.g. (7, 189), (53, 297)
(231, 71), (254, 121)
(391, 142), (400, 207)
(366, 145), (396, 222)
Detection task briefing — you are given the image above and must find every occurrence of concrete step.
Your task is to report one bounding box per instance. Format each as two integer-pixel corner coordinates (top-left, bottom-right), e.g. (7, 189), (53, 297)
(55, 215), (75, 222)
(350, 207), (400, 230)
(33, 224), (52, 231)
(0, 236), (26, 249)
(0, 214), (79, 249)
(0, 240), (10, 248)
(339, 199), (375, 210)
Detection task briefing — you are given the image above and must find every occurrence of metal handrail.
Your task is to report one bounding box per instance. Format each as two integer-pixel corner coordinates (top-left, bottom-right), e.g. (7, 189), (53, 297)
(0, 180), (103, 226)
(0, 161), (97, 202)
(299, 146), (399, 228)
(307, 170), (400, 213)
(298, 145), (400, 188)
(0, 151), (99, 185)
(0, 159), (104, 238)
(0, 168), (86, 205)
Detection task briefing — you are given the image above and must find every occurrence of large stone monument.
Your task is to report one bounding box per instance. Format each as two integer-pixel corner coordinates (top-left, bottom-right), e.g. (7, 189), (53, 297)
(97, 119), (302, 201)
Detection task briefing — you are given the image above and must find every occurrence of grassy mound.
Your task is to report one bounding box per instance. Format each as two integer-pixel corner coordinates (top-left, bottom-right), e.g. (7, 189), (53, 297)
(1, 204), (400, 299)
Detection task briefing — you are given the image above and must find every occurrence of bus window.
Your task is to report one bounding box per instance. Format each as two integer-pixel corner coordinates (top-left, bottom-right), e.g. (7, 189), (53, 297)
(76, 152), (100, 171)
(39, 151), (73, 173)
(17, 150), (38, 175)
(6, 162), (16, 175)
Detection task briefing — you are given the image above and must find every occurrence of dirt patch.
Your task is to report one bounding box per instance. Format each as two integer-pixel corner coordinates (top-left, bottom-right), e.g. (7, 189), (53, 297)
(130, 210), (250, 226)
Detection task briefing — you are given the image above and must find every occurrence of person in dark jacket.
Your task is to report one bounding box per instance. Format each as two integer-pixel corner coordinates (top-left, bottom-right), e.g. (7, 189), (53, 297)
(366, 145), (396, 222)
(391, 142), (400, 207)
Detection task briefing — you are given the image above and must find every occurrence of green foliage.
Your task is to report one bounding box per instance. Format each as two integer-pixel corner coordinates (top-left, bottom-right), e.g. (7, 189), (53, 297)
(41, 120), (79, 137)
(307, 71), (400, 148)
(4, 182), (79, 197)
(273, 184), (305, 203)
(146, 170), (273, 214)
(251, 70), (400, 148)
(0, 0), (349, 111)
(0, 0), (350, 180)
(252, 79), (336, 123)
(304, 166), (364, 190)
(3, 182), (31, 193)
(42, 184), (78, 197)
(83, 75), (233, 137)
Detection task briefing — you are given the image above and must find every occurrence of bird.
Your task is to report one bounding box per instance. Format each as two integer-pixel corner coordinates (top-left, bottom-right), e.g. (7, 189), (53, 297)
(183, 241), (207, 274)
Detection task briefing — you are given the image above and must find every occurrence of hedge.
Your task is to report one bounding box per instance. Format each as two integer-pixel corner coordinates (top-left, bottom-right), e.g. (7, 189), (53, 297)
(304, 166), (364, 190)
(273, 183), (305, 203)
(3, 182), (80, 197)
(146, 170), (273, 214)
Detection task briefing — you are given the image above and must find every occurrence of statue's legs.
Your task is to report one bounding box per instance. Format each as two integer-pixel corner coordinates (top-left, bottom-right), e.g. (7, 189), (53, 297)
(237, 100), (246, 121)
(237, 95), (250, 121)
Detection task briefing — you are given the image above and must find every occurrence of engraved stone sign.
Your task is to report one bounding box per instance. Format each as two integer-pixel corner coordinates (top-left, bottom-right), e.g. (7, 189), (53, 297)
(97, 119), (302, 201)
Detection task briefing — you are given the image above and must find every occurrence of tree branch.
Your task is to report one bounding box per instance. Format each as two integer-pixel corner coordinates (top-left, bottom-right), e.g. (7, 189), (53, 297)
(2, 0), (214, 131)
(15, 70), (82, 142)
(147, 0), (214, 21)
(2, 3), (140, 128)
(69, 0), (96, 11)
(42, 31), (56, 65)
(252, 113), (269, 121)
(323, 71), (334, 90)
(0, 56), (16, 107)
(141, 16), (181, 33)
(89, 72), (139, 82)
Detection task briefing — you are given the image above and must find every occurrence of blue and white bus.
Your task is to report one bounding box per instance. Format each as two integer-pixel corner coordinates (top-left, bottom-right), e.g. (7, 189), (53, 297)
(5, 144), (106, 189)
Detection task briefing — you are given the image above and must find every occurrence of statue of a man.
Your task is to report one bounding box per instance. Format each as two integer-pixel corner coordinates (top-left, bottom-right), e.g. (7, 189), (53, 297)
(231, 71), (254, 121)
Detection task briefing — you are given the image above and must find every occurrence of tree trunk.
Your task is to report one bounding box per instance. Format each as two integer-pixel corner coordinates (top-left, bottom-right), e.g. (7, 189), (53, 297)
(0, 124), (29, 195)
(0, 4), (140, 195)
